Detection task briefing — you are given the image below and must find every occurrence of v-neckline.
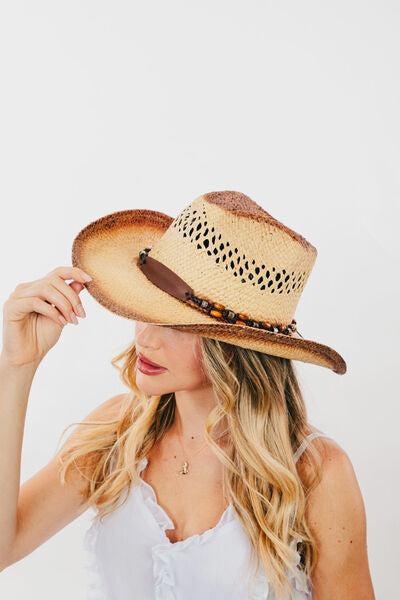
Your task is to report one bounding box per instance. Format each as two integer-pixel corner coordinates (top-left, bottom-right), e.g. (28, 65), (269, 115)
(137, 457), (236, 548)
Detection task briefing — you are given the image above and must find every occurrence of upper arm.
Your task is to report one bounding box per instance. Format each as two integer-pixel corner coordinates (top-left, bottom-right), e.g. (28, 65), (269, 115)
(2, 392), (127, 570)
(301, 439), (375, 600)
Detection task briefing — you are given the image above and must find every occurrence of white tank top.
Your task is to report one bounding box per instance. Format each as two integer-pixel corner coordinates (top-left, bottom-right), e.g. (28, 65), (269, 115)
(83, 430), (331, 599)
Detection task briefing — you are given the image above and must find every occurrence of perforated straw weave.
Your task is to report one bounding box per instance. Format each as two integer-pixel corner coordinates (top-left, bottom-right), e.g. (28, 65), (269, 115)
(71, 190), (347, 374)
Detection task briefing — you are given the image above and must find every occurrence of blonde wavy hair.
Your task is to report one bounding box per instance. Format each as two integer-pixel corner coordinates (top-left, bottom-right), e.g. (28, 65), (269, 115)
(57, 335), (324, 600)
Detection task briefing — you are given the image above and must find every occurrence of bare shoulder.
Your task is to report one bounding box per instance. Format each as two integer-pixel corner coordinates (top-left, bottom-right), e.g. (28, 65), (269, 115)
(297, 434), (364, 525)
(302, 436), (364, 517)
(299, 436), (376, 598)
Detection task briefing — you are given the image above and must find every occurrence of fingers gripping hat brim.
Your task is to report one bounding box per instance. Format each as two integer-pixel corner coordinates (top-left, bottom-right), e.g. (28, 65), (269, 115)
(71, 208), (347, 375)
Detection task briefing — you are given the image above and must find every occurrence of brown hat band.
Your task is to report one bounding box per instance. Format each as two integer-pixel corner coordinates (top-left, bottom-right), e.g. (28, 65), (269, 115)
(138, 248), (301, 338)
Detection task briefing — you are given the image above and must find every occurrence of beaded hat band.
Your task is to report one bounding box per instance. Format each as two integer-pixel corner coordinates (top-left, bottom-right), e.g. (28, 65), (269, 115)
(71, 190), (347, 374)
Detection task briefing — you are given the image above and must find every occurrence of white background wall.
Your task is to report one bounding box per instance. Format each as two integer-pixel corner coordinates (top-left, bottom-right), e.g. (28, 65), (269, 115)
(0, 1), (398, 598)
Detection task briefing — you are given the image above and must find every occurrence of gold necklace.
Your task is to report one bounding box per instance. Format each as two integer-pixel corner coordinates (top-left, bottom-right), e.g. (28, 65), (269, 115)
(175, 421), (228, 475)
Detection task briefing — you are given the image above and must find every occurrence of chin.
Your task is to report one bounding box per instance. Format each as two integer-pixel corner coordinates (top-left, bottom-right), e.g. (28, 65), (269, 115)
(135, 374), (172, 397)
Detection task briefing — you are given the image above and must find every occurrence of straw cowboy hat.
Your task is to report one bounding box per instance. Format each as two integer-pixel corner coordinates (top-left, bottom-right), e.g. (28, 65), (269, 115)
(71, 190), (347, 375)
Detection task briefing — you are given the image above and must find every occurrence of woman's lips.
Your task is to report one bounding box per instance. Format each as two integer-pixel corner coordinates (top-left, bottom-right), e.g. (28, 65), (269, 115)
(137, 355), (167, 375)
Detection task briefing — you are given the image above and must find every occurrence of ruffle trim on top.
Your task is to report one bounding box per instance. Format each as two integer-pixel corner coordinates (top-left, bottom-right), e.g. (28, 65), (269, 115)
(152, 545), (177, 600)
(83, 513), (107, 600)
(148, 506), (237, 600)
(139, 457), (237, 600)
(138, 457), (236, 550)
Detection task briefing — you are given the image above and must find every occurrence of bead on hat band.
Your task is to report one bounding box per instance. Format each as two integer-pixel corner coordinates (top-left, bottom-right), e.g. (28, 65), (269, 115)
(138, 247), (303, 338)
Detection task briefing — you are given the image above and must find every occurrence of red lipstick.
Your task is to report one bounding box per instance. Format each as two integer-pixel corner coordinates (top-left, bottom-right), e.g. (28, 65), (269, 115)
(137, 353), (167, 375)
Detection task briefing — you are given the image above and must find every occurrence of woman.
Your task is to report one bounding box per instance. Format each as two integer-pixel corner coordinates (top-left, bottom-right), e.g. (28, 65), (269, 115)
(0, 190), (375, 599)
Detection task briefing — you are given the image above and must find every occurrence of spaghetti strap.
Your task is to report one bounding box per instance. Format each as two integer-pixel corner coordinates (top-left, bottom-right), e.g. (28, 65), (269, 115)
(293, 430), (332, 463)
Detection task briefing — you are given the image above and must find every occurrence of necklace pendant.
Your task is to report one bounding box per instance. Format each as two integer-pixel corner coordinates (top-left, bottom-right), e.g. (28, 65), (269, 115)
(180, 461), (189, 475)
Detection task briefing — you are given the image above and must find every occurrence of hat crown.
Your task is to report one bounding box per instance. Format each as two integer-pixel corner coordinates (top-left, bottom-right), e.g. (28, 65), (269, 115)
(148, 191), (317, 325)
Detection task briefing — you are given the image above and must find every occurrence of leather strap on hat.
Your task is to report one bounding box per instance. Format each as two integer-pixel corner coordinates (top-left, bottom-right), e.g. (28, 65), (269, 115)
(138, 247), (193, 301)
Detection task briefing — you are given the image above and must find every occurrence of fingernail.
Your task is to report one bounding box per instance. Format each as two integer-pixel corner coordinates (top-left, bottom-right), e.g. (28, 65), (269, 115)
(70, 311), (79, 325)
(82, 272), (92, 282)
(76, 304), (86, 318)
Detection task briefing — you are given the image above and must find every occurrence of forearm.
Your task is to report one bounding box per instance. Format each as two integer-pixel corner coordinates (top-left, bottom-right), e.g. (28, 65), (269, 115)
(0, 354), (39, 565)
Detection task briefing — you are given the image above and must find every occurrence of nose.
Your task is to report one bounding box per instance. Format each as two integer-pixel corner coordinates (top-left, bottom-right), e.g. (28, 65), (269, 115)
(134, 321), (163, 350)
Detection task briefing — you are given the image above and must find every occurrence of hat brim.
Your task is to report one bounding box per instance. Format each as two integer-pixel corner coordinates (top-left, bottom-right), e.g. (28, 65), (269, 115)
(71, 209), (347, 375)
